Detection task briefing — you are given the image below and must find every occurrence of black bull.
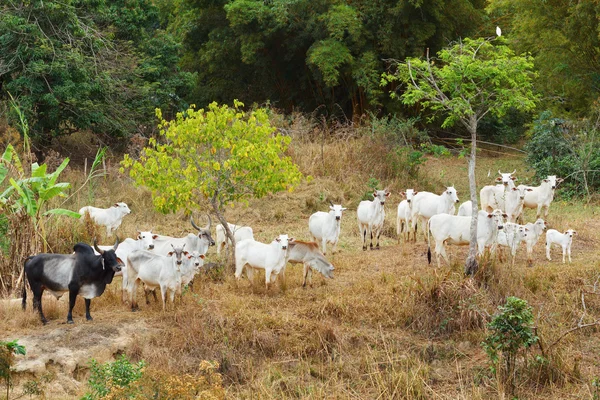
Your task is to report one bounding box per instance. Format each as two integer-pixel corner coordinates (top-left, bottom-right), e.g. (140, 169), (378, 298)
(22, 240), (122, 324)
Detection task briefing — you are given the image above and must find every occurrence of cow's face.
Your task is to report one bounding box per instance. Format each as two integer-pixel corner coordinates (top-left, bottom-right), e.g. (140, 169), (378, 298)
(187, 251), (205, 270)
(544, 175), (559, 189)
(114, 202), (131, 215)
(310, 257), (334, 279)
(404, 189), (417, 204)
(168, 244), (189, 268)
(137, 230), (158, 250)
(329, 204), (347, 221)
(564, 229), (577, 238)
(495, 170), (517, 186)
(191, 215), (215, 246)
(513, 185), (533, 200)
(488, 209), (506, 230)
(275, 234), (294, 251)
(534, 219), (547, 231)
(373, 189), (391, 205)
(518, 226), (528, 238)
(445, 187), (459, 203)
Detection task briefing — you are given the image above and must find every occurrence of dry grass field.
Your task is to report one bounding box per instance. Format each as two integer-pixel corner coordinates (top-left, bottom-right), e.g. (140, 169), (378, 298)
(2, 135), (600, 399)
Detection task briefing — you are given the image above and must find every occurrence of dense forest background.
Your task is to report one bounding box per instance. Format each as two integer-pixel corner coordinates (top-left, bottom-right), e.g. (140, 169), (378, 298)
(2, 0), (600, 153)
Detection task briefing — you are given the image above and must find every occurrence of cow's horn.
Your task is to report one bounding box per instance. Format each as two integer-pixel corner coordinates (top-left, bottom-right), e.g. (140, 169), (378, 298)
(93, 239), (104, 255)
(190, 216), (200, 231)
(204, 214), (211, 230)
(512, 169), (517, 175)
(113, 236), (120, 250)
(329, 200), (334, 207)
(498, 169), (502, 175)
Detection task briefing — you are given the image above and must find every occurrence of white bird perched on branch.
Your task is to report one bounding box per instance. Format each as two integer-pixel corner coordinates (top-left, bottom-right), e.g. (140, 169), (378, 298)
(496, 26), (502, 37)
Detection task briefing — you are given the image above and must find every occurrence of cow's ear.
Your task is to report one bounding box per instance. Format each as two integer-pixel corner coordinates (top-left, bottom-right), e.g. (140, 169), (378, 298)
(512, 187), (518, 191)
(341, 207), (347, 211)
(414, 191), (418, 195)
(385, 192), (391, 197)
(275, 237), (281, 242)
(557, 178), (564, 183)
(183, 251), (189, 256)
(574, 231), (578, 235)
(167, 251), (174, 257)
(503, 213), (508, 218)
(526, 188), (533, 191)
(495, 177), (502, 182)
(152, 235), (158, 239)
(543, 179), (549, 183)
(117, 258), (124, 265)
(487, 213), (493, 218)
(187, 254), (192, 259)
(113, 203), (119, 207)
(372, 191), (377, 198)
(512, 177), (519, 181)
(401, 192), (406, 198)
(200, 254), (205, 259)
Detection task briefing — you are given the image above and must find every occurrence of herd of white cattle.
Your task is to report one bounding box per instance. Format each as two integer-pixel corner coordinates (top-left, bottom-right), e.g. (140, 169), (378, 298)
(77, 170), (577, 311)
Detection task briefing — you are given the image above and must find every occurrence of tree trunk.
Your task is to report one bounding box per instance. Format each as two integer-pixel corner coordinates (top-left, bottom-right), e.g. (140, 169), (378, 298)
(465, 119), (479, 276)
(209, 198), (236, 271)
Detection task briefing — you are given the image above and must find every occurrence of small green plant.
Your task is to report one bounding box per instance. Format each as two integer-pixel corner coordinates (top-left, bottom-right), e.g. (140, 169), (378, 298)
(82, 355), (146, 400)
(482, 296), (538, 395)
(362, 177), (381, 200)
(0, 339), (26, 400)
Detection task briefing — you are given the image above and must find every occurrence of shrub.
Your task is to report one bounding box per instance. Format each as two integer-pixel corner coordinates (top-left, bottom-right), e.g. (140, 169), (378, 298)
(482, 296), (538, 395)
(82, 355), (146, 400)
(525, 110), (600, 198)
(0, 339), (26, 400)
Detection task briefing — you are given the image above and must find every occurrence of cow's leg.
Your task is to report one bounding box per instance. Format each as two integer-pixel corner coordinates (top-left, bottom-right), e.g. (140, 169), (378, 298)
(234, 256), (245, 279)
(169, 287), (177, 307)
(265, 269), (272, 291)
(32, 285), (47, 324)
(331, 240), (338, 254)
(84, 299), (93, 321)
(562, 245), (567, 264)
(246, 266), (255, 282)
(160, 285), (167, 311)
(130, 279), (139, 311)
(420, 216), (428, 242)
(375, 227), (381, 250)
(361, 226), (367, 251)
(568, 244), (572, 263)
(527, 246), (533, 267)
(302, 263), (309, 288)
(322, 237), (327, 255)
(67, 285), (79, 324)
(536, 204), (543, 219)
(546, 242), (552, 261)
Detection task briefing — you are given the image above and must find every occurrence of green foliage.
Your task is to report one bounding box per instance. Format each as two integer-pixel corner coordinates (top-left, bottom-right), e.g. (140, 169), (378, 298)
(383, 37), (539, 133)
(482, 297), (538, 393)
(361, 177), (380, 201)
(175, 0), (487, 117)
(82, 355), (146, 400)
(122, 101), (304, 214)
(0, 0), (194, 145)
(0, 340), (26, 399)
(525, 110), (600, 198)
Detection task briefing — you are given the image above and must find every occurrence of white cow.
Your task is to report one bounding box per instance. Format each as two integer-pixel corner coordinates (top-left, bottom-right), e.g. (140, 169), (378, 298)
(287, 240), (335, 287)
(522, 175), (563, 219)
(504, 185), (533, 223)
(127, 244), (189, 311)
(153, 215), (215, 256)
(79, 202), (131, 235)
(235, 235), (295, 289)
(480, 170), (517, 212)
(216, 223), (254, 255)
(96, 230), (158, 302)
(396, 189), (418, 242)
(427, 210), (505, 268)
(497, 223), (528, 266)
(180, 251), (206, 288)
(411, 187), (459, 242)
(357, 189), (390, 250)
(521, 218), (547, 267)
(457, 200), (473, 216)
(309, 202), (347, 255)
(546, 229), (577, 263)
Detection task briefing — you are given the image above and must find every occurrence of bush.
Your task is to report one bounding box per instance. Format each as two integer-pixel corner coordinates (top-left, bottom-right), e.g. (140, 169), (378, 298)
(525, 110), (600, 198)
(82, 355), (146, 400)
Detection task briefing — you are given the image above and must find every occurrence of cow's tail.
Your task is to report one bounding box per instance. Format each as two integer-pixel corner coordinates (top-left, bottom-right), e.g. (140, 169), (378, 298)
(427, 219), (432, 265)
(21, 256), (33, 310)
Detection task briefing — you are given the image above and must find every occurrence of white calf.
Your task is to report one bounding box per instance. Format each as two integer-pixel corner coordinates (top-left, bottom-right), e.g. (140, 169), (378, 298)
(96, 230), (158, 302)
(287, 240), (335, 287)
(216, 223), (254, 255)
(180, 251), (205, 288)
(521, 219), (547, 266)
(427, 210), (505, 268)
(497, 223), (528, 266)
(127, 244), (189, 311)
(396, 189), (418, 242)
(411, 187), (459, 242)
(546, 229), (577, 263)
(79, 202), (131, 235)
(357, 189), (390, 250)
(480, 170), (517, 212)
(505, 185), (533, 223)
(309, 202), (347, 255)
(457, 200), (473, 216)
(235, 235), (295, 289)
(523, 175), (563, 219)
